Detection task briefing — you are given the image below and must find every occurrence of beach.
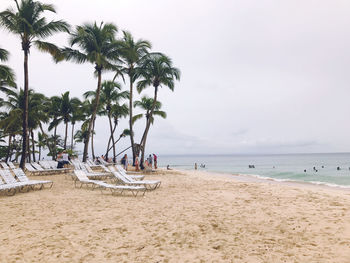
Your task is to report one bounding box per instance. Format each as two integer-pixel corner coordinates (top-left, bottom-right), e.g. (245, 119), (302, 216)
(1, 169), (350, 262)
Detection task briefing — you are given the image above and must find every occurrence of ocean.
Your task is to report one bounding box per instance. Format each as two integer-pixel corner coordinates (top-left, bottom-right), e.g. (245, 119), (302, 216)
(158, 153), (350, 189)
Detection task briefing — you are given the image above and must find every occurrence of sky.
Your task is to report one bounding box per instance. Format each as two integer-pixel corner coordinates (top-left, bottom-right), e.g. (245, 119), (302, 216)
(1, 0), (350, 156)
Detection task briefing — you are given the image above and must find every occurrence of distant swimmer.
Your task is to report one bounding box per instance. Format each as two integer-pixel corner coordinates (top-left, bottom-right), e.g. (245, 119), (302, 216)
(322, 166), (324, 168)
(304, 170), (307, 172)
(337, 167), (341, 171)
(248, 165), (255, 168)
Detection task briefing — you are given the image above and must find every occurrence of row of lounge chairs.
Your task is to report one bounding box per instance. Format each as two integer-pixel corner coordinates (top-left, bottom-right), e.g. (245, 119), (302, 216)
(0, 167), (53, 196)
(0, 159), (161, 197)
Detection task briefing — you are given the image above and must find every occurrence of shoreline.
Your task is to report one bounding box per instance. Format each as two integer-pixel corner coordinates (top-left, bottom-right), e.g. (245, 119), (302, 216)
(168, 167), (350, 193)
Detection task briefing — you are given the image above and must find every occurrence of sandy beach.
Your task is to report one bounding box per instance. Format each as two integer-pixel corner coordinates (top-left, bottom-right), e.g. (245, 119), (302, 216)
(1, 169), (350, 262)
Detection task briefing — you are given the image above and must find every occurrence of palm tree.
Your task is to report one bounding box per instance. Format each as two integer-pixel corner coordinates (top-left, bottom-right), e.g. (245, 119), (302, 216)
(37, 131), (46, 160)
(133, 96), (166, 164)
(70, 99), (84, 150)
(0, 47), (16, 91)
(55, 92), (81, 150)
(136, 54), (180, 164)
(97, 80), (129, 161)
(1, 88), (49, 162)
(0, 0), (69, 168)
(118, 31), (151, 165)
(61, 22), (121, 162)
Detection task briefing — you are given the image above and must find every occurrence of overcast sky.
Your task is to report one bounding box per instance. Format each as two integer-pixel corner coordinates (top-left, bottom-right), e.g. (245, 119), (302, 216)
(1, 0), (350, 156)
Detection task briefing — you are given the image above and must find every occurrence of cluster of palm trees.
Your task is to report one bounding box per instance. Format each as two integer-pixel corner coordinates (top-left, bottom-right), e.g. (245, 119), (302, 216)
(0, 0), (180, 169)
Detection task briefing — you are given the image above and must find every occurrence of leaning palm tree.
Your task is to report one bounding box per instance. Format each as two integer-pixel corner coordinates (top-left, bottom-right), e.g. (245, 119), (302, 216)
(61, 22), (122, 162)
(136, 54), (180, 164)
(118, 31), (151, 165)
(0, 47), (16, 91)
(133, 96), (166, 164)
(0, 0), (69, 168)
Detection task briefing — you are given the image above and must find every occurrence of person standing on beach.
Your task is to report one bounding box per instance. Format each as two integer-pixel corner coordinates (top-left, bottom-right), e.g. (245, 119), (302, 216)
(195, 163), (197, 170)
(153, 153), (158, 169)
(124, 154), (128, 170)
(148, 154), (153, 168)
(135, 156), (140, 171)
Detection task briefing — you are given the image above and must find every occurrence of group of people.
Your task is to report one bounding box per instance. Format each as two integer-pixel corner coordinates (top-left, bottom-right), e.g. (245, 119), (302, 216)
(121, 153), (158, 171)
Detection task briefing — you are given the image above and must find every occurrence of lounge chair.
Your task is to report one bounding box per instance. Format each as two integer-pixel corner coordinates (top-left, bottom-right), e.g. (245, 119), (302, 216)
(108, 167), (161, 190)
(81, 163), (111, 178)
(12, 168), (53, 189)
(7, 161), (16, 169)
(0, 169), (31, 192)
(25, 163), (45, 175)
(0, 176), (17, 196)
(0, 162), (10, 169)
(110, 165), (144, 180)
(38, 161), (68, 173)
(73, 170), (146, 197)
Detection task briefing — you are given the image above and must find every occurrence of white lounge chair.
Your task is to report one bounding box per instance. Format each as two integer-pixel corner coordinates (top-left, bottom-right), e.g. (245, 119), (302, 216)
(0, 162), (10, 169)
(7, 162), (16, 169)
(73, 170), (146, 197)
(110, 165), (144, 180)
(0, 169), (31, 192)
(108, 167), (161, 190)
(0, 176), (17, 196)
(25, 163), (45, 175)
(12, 168), (53, 190)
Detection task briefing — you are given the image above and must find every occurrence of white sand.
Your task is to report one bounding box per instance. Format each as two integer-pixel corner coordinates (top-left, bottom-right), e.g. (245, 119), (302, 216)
(0, 169), (350, 262)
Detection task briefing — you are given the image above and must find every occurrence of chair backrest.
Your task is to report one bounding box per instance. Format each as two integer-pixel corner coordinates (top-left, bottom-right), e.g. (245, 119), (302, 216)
(7, 162), (16, 169)
(74, 170), (90, 181)
(109, 166), (116, 172)
(0, 162), (9, 169)
(0, 169), (18, 184)
(83, 164), (94, 173)
(12, 168), (29, 182)
(25, 163), (36, 172)
(115, 165), (135, 182)
(32, 163), (45, 171)
(108, 167), (130, 183)
(48, 161), (58, 169)
(39, 161), (50, 169)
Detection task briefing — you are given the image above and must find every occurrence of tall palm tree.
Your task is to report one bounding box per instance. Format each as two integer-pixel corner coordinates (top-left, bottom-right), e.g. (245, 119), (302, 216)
(0, 47), (16, 91)
(0, 0), (69, 168)
(61, 22), (122, 162)
(136, 54), (180, 164)
(118, 31), (151, 165)
(133, 96), (166, 164)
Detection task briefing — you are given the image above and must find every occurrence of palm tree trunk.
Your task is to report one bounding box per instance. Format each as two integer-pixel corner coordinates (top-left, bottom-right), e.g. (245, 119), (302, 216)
(27, 130), (31, 163)
(53, 125), (57, 160)
(31, 130), (36, 162)
(140, 86), (158, 165)
(39, 145), (41, 161)
(20, 49), (29, 169)
(107, 113), (116, 162)
(128, 72), (136, 166)
(105, 121), (117, 157)
(83, 70), (102, 162)
(5, 134), (12, 162)
(71, 123), (75, 150)
(91, 118), (95, 160)
(64, 121), (68, 149)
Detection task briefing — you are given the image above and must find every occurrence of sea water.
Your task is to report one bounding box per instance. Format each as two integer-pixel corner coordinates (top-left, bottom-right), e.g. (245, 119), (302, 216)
(158, 153), (350, 188)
